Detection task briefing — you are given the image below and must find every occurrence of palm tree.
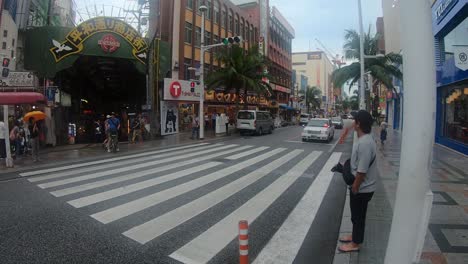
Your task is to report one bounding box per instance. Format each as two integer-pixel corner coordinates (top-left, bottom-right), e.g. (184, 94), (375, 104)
(305, 86), (322, 113)
(332, 28), (402, 99)
(206, 45), (271, 112)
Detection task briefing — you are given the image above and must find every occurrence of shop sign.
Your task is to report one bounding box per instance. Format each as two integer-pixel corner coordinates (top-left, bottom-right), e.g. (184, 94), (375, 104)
(98, 34), (121, 53)
(160, 101), (179, 136)
(454, 45), (468, 71)
(50, 17), (148, 64)
(307, 52), (322, 60)
(273, 85), (291, 94)
(435, 0), (458, 23)
(0, 71), (35, 87)
(164, 78), (202, 101)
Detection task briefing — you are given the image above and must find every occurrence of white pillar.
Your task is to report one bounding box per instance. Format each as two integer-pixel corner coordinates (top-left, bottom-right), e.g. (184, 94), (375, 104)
(384, 0), (436, 263)
(3, 105), (14, 167)
(199, 10), (206, 140)
(358, 0), (366, 110)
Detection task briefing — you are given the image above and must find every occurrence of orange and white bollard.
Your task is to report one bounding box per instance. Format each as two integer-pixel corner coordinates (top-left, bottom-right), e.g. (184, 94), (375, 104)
(239, 220), (249, 264)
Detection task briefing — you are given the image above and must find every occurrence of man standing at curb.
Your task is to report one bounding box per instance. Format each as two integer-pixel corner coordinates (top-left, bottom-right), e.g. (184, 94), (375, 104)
(339, 110), (377, 252)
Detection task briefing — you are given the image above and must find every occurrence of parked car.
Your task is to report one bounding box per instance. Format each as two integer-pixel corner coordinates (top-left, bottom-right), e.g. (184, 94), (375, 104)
(301, 118), (335, 142)
(237, 110), (274, 136)
(331, 116), (344, 129)
(299, 114), (311, 126)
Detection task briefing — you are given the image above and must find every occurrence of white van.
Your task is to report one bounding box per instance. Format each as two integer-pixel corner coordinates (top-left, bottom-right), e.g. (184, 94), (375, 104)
(299, 113), (311, 126)
(237, 110), (274, 136)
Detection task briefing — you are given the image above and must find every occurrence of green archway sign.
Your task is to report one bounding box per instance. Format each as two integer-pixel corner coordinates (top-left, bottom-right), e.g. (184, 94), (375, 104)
(50, 17), (148, 64)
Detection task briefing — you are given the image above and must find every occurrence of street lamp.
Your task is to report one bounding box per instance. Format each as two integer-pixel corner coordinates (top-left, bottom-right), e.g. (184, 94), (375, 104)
(357, 0), (365, 110)
(199, 4), (208, 140)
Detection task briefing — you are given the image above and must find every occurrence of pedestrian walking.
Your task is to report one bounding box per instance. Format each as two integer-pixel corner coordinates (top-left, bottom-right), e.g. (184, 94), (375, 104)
(211, 112), (217, 130)
(337, 110), (377, 252)
(225, 114), (230, 136)
(380, 121), (387, 148)
(131, 114), (143, 143)
(28, 118), (40, 162)
(191, 115), (199, 139)
(9, 121), (20, 158)
(94, 119), (103, 143)
(0, 120), (6, 158)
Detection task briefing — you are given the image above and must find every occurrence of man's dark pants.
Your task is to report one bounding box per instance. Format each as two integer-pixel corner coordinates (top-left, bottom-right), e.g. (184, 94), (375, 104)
(350, 191), (374, 244)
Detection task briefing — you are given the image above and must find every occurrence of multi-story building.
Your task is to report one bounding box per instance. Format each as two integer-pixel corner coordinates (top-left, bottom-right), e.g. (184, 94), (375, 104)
(234, 1), (294, 107)
(432, 0), (468, 155)
(1, 0), (18, 70)
(154, 0), (294, 120)
(292, 51), (335, 111)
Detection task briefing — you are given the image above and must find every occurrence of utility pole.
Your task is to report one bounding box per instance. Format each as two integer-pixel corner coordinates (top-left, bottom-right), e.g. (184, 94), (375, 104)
(384, 0), (436, 263)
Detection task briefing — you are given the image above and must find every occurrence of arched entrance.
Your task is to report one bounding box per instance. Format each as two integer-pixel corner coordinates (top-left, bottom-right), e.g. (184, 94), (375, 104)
(24, 17), (149, 144)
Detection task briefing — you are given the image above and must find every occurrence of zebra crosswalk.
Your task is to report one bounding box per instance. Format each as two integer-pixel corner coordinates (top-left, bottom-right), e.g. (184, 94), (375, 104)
(21, 142), (343, 263)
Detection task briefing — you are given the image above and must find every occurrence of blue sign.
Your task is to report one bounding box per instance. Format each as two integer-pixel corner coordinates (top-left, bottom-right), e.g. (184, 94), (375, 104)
(435, 0), (459, 23)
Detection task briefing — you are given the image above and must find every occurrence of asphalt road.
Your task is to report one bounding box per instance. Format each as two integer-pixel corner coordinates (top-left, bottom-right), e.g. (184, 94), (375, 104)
(0, 125), (353, 264)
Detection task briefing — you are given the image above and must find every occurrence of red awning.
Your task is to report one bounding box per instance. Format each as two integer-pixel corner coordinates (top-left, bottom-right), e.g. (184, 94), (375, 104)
(0, 92), (47, 105)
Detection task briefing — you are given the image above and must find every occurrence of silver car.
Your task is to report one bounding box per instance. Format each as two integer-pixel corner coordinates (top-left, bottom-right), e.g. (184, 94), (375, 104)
(301, 118), (335, 142)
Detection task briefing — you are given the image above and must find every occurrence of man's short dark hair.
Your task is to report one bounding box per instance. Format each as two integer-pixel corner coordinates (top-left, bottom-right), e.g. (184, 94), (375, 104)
(356, 110), (373, 134)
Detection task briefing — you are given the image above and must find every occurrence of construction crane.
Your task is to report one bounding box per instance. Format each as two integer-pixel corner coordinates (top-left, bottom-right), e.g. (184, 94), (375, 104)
(315, 38), (346, 68)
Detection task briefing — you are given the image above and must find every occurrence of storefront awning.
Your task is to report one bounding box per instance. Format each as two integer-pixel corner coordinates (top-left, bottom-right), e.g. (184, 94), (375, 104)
(0, 92), (47, 105)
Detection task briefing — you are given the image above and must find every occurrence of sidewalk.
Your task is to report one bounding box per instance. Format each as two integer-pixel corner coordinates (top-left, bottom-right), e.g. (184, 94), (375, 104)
(0, 130), (235, 176)
(333, 128), (468, 264)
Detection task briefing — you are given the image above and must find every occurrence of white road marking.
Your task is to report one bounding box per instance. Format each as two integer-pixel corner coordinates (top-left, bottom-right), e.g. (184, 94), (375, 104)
(122, 149), (305, 244)
(53, 146), (253, 198)
(37, 144), (236, 189)
(253, 152), (343, 264)
(68, 162), (221, 207)
(225, 146), (269, 160)
(90, 148), (286, 224)
(28, 144), (220, 183)
(21, 143), (209, 177)
(169, 151), (323, 264)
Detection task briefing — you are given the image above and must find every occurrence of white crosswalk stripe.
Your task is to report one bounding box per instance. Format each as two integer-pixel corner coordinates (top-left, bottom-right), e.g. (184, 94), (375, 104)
(23, 142), (344, 264)
(53, 145), (253, 198)
(169, 150), (324, 264)
(22, 143), (209, 178)
(37, 144), (236, 189)
(90, 148), (287, 224)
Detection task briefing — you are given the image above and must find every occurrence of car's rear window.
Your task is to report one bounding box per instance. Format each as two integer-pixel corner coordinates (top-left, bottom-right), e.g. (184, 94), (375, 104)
(300, 114), (309, 118)
(238, 112), (254, 119)
(307, 120), (328, 127)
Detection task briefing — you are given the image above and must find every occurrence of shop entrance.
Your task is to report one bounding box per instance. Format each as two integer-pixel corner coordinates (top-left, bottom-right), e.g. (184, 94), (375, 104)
(56, 56), (146, 143)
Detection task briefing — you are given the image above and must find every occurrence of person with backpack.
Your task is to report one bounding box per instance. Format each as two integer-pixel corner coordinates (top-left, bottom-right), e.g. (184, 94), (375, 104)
(107, 113), (121, 152)
(334, 110), (377, 252)
(131, 114), (143, 144)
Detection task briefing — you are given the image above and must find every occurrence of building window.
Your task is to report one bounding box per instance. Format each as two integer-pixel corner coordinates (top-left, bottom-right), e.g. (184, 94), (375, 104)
(205, 31), (211, 45)
(12, 39), (15, 47)
(441, 86), (468, 145)
(214, 1), (219, 24)
(186, 0), (194, 10)
(245, 24), (249, 40)
(3, 30), (7, 38)
(235, 16), (239, 35)
(184, 58), (193, 80)
(11, 50), (14, 58)
(250, 26), (254, 43)
(443, 16), (468, 62)
(206, 0), (212, 20)
(2, 42), (6, 50)
(195, 27), (201, 47)
(221, 7), (227, 28)
(228, 12), (233, 32)
(185, 22), (193, 44)
(213, 34), (219, 44)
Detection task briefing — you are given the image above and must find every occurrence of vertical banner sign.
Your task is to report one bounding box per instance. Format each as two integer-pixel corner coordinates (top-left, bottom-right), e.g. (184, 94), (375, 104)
(160, 101), (179, 136)
(454, 45), (468, 71)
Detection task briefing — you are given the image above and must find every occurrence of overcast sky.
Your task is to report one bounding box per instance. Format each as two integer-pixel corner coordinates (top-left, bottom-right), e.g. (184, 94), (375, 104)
(76, 0), (383, 56)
